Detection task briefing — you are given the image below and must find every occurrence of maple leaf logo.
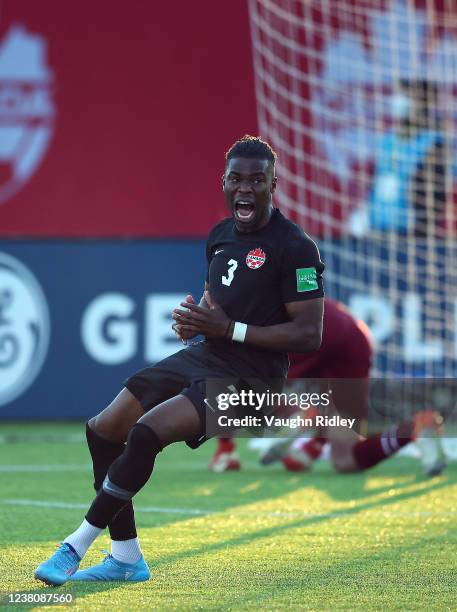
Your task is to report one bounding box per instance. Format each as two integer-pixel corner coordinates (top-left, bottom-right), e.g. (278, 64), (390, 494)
(246, 247), (266, 270)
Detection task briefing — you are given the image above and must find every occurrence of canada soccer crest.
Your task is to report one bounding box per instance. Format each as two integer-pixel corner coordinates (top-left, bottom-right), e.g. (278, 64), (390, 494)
(246, 247), (266, 270)
(0, 26), (55, 206)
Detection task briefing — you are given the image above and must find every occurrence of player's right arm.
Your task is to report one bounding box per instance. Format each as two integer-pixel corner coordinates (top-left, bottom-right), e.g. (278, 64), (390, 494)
(172, 226), (217, 344)
(172, 283), (210, 343)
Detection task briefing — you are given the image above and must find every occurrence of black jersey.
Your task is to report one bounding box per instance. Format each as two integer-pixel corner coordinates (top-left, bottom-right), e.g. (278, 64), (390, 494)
(204, 208), (325, 378)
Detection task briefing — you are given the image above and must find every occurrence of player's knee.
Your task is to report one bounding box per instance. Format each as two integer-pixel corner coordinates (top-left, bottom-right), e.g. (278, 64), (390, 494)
(107, 423), (163, 493)
(88, 389), (144, 443)
(139, 415), (174, 448)
(126, 422), (163, 455)
(90, 411), (127, 443)
(90, 413), (114, 441)
(87, 416), (97, 429)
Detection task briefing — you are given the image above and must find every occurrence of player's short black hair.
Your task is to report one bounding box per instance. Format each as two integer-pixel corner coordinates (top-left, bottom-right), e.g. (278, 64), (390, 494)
(225, 135), (277, 164)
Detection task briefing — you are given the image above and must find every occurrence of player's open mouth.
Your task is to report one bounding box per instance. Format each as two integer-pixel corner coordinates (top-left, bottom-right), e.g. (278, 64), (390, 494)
(234, 201), (255, 222)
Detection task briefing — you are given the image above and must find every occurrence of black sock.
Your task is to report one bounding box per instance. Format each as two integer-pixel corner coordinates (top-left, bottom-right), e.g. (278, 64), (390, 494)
(86, 423), (162, 529)
(86, 423), (137, 540)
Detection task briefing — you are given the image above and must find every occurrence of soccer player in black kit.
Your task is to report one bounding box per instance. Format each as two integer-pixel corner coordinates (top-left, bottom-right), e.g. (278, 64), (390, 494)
(34, 135), (325, 585)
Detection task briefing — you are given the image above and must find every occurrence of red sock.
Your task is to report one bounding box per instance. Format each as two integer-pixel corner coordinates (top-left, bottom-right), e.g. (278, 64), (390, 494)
(301, 436), (327, 460)
(217, 437), (235, 453)
(353, 421), (414, 470)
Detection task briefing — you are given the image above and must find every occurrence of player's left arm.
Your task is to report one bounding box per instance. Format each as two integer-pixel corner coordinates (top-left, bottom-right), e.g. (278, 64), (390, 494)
(174, 292), (323, 352)
(254, 232), (325, 352)
(243, 297), (323, 352)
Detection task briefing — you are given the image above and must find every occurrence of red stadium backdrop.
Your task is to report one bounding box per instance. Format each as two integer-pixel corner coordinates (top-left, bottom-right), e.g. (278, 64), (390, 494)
(0, 0), (257, 237)
(2, 1), (455, 239)
(1, 0), (457, 417)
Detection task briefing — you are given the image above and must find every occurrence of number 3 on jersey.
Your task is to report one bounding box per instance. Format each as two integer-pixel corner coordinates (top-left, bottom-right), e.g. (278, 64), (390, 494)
(222, 259), (238, 286)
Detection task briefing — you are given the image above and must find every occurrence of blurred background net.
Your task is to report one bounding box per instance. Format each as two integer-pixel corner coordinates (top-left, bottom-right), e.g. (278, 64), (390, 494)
(249, 0), (457, 377)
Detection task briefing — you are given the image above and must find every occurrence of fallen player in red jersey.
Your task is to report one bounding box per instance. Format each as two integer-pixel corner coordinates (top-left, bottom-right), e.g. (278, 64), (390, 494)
(210, 298), (446, 476)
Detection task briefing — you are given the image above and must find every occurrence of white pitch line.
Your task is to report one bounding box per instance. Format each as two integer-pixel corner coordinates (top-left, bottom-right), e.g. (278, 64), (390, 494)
(4, 500), (88, 509)
(2, 498), (457, 520)
(0, 462), (209, 472)
(0, 464), (91, 472)
(2, 499), (209, 516)
(3, 499), (210, 516)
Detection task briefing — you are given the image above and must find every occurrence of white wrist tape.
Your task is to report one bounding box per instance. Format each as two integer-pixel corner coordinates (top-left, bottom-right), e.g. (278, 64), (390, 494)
(232, 321), (247, 343)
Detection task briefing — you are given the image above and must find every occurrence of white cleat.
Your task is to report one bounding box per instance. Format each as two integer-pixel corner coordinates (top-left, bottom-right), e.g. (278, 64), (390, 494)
(209, 450), (241, 472)
(415, 435), (447, 477)
(413, 411), (447, 477)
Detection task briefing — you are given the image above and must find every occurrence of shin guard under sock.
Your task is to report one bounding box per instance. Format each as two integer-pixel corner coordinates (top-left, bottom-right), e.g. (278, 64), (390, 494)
(86, 423), (163, 529)
(86, 423), (137, 540)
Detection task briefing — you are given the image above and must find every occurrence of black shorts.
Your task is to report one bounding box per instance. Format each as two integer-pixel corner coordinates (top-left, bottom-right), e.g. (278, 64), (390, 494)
(124, 341), (280, 449)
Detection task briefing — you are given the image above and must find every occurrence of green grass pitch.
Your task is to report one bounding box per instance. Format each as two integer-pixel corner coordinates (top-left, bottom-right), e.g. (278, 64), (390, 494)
(1, 422), (456, 611)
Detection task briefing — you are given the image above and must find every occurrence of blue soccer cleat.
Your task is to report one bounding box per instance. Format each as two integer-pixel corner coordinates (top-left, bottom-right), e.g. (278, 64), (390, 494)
(34, 543), (81, 586)
(71, 553), (150, 582)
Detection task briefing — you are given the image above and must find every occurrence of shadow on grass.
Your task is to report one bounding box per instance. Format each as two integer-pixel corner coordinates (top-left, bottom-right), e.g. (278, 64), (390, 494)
(202, 452), (456, 511)
(233, 530), (456, 610)
(8, 466), (454, 606)
(3, 428), (456, 607)
(10, 525), (455, 610)
(152, 471), (453, 570)
(25, 470), (453, 606)
(301, 458), (455, 503)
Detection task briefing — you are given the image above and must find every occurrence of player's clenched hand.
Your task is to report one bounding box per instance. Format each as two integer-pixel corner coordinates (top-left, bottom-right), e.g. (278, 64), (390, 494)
(172, 290), (231, 340)
(172, 295), (199, 344)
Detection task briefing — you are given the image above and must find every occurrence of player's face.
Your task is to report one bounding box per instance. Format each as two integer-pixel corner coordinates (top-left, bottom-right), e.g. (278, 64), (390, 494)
(223, 157), (276, 232)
